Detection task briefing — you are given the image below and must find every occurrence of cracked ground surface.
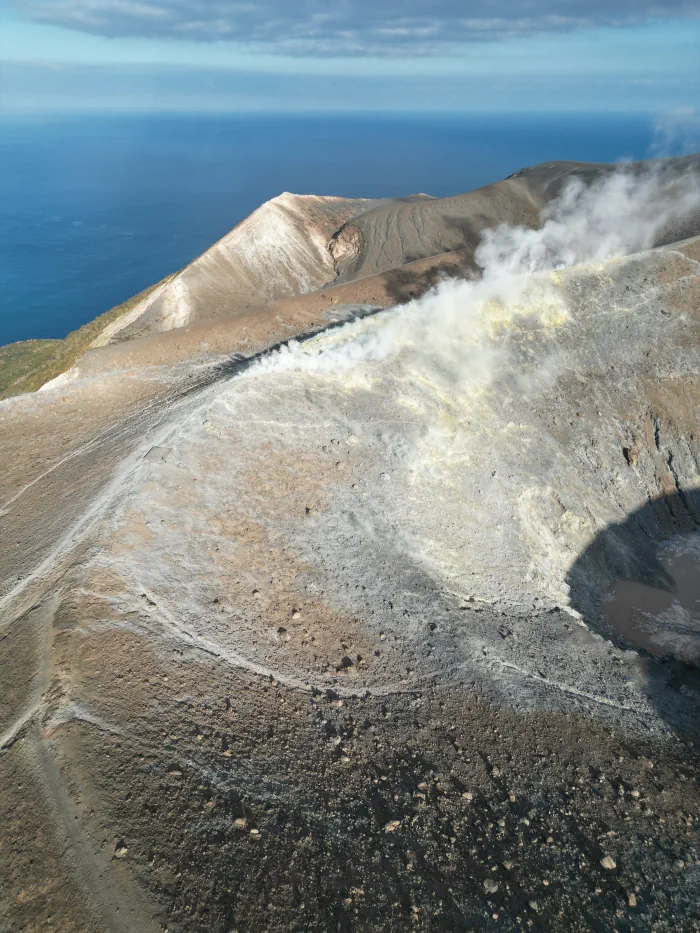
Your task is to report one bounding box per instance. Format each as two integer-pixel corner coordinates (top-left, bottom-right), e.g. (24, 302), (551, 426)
(3, 228), (700, 929)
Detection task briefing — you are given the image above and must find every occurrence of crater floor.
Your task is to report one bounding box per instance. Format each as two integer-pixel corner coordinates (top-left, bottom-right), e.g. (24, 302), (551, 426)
(2, 204), (700, 930)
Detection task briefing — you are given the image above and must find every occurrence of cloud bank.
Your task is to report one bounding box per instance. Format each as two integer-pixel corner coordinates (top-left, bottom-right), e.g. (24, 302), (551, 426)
(14, 0), (700, 54)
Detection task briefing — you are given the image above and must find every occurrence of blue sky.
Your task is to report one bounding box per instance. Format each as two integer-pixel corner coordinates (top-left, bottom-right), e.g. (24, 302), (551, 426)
(1, 1), (698, 112)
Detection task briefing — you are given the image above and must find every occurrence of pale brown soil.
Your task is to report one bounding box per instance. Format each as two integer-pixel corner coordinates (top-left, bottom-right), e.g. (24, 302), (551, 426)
(3, 158), (700, 933)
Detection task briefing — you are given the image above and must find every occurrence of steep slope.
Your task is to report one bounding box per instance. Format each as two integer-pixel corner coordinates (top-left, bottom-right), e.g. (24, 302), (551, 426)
(98, 193), (386, 344)
(97, 154), (700, 350)
(54, 246), (480, 381)
(44, 153), (698, 387)
(329, 176), (542, 281)
(0, 278), (171, 400)
(4, 158), (700, 933)
(3, 231), (700, 932)
(6, 154), (700, 403)
(331, 154), (700, 283)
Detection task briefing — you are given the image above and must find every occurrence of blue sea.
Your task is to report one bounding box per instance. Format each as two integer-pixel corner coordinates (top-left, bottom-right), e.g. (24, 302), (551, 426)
(0, 111), (658, 347)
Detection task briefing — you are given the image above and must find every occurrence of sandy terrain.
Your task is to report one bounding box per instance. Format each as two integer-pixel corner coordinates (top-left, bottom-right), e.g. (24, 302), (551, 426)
(2, 157), (700, 932)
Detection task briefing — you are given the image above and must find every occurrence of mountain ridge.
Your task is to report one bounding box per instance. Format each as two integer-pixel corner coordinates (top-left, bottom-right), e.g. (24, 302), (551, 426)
(3, 153), (700, 401)
(3, 153), (700, 931)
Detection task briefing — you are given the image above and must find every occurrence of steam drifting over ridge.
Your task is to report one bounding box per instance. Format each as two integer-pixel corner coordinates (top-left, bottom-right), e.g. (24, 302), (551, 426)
(255, 166), (700, 386)
(4, 151), (700, 933)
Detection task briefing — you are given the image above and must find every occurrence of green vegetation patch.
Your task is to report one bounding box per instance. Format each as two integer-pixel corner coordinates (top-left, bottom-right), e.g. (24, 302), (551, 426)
(0, 339), (66, 400)
(0, 278), (170, 401)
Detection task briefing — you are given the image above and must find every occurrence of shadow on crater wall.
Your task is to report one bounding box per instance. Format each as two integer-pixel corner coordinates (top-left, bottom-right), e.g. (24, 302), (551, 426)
(566, 489), (700, 739)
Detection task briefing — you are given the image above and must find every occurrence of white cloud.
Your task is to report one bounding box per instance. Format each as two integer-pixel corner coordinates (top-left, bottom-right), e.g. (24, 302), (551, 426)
(14, 0), (700, 54)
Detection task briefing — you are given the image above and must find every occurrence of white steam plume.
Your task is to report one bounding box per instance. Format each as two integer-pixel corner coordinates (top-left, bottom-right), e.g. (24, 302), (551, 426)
(477, 167), (698, 274)
(254, 165), (700, 382)
(650, 108), (700, 158)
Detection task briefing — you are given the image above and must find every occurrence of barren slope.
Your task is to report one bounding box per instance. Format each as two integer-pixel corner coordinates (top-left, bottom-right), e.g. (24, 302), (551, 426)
(2, 234), (700, 932)
(329, 176), (542, 282)
(3, 159), (700, 933)
(98, 193), (388, 343)
(6, 156), (700, 402)
(104, 154), (700, 346)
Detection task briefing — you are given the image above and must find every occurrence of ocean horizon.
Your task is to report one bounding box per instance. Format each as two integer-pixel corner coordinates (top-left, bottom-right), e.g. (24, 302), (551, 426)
(0, 110), (662, 347)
